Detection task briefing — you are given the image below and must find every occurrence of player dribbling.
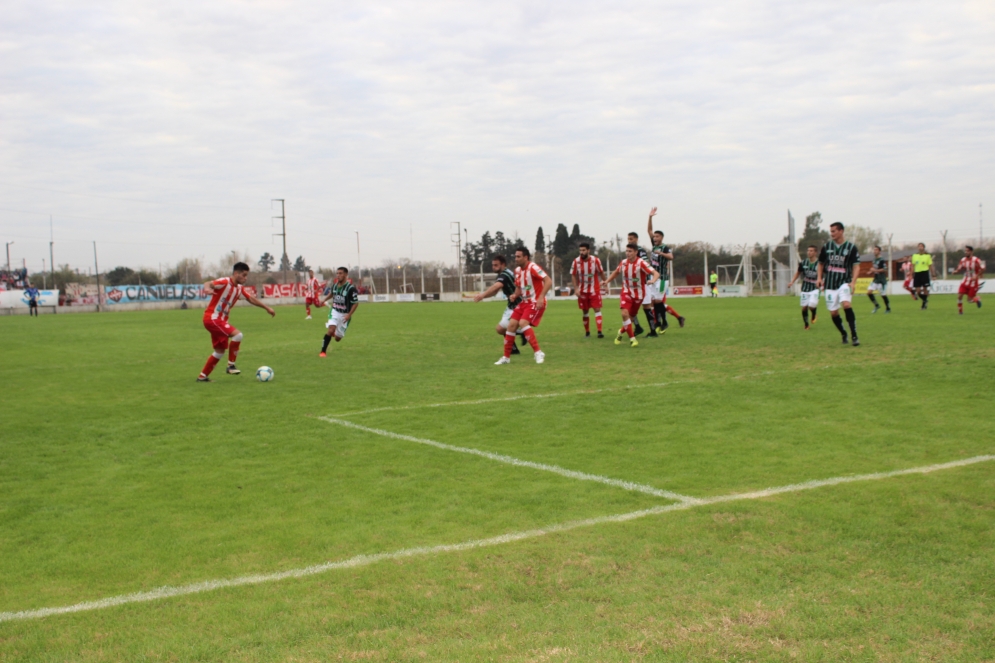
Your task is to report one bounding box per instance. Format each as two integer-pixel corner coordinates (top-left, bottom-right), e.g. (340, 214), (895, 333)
(198, 262), (275, 382)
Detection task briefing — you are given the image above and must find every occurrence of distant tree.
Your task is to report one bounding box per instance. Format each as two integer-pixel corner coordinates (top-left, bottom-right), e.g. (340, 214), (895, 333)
(534, 227), (546, 255)
(137, 269), (161, 285)
(799, 212), (830, 253)
(848, 225), (883, 253)
(570, 223), (581, 243)
(279, 253), (292, 273)
(552, 223), (571, 258)
(258, 252), (275, 272)
(292, 256), (309, 272)
(105, 266), (136, 286)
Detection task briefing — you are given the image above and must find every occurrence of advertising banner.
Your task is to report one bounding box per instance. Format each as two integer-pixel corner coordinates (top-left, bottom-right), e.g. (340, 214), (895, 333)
(671, 286), (703, 297)
(103, 284), (258, 304)
(262, 282), (326, 298)
(0, 290), (59, 308)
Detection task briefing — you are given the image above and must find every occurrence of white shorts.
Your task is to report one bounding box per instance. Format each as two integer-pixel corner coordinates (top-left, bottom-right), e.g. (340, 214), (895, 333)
(800, 289), (820, 308)
(643, 280), (666, 305)
(866, 281), (885, 294)
(325, 311), (349, 338)
(825, 285), (852, 312)
(498, 307), (514, 329)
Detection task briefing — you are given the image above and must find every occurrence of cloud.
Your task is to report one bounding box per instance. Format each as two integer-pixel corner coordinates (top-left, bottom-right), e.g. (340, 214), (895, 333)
(1, 0), (993, 271)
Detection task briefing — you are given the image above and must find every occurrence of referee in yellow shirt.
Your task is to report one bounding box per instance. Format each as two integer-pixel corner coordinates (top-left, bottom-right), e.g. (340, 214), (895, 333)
(911, 242), (937, 309)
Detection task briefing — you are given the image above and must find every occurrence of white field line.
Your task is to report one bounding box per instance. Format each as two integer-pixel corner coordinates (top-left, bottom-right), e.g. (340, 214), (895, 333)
(320, 416), (695, 503)
(2, 455), (991, 624)
(331, 381), (690, 417)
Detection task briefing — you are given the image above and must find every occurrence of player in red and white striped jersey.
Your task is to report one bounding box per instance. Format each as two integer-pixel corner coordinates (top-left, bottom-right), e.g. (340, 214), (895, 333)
(604, 243), (659, 347)
(570, 243), (605, 338)
(198, 262), (275, 382)
(901, 259), (917, 300)
(953, 246), (984, 314)
(495, 247), (552, 365)
(304, 269), (323, 319)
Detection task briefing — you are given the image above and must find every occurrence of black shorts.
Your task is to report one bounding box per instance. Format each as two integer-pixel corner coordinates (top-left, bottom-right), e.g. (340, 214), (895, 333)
(913, 272), (931, 288)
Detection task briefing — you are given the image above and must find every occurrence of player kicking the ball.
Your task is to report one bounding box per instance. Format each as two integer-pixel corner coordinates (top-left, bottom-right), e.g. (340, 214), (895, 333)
(318, 267), (359, 355)
(570, 242), (605, 337)
(953, 245), (984, 314)
(304, 269), (322, 319)
(198, 262), (275, 382)
(786, 245), (820, 329)
(816, 222), (860, 346)
(605, 243), (660, 347)
(495, 247), (551, 365)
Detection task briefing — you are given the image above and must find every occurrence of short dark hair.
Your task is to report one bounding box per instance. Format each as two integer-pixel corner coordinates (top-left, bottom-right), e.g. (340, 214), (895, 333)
(653, 230), (664, 237)
(830, 222), (844, 231)
(628, 232), (638, 239)
(626, 242), (639, 251)
(492, 254), (507, 265)
(516, 247), (531, 258)
(873, 245), (881, 251)
(233, 262), (249, 272)
(337, 266), (349, 274)
(808, 244), (818, 250)
(578, 242), (590, 250)
(966, 245), (974, 251)
(918, 242), (925, 248)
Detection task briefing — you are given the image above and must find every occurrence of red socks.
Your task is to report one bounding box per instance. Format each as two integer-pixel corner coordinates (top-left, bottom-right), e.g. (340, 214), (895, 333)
(522, 327), (540, 352)
(583, 315), (590, 333)
(306, 305), (311, 315)
(666, 305), (680, 317)
(503, 332), (516, 358)
(228, 341), (240, 363)
(622, 320), (635, 338)
(595, 313), (603, 332)
(201, 354), (221, 377)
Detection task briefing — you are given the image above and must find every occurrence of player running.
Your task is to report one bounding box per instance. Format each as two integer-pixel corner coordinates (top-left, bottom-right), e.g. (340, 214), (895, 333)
(474, 254), (522, 354)
(570, 242), (605, 338)
(816, 222), (860, 346)
(786, 245), (821, 329)
(495, 247), (551, 365)
(625, 230), (656, 336)
(901, 258), (917, 300)
(647, 208), (685, 332)
(304, 269), (322, 319)
(605, 243), (660, 347)
(953, 245), (984, 314)
(867, 245), (891, 313)
(318, 267), (360, 356)
(911, 243), (936, 309)
(198, 262), (275, 382)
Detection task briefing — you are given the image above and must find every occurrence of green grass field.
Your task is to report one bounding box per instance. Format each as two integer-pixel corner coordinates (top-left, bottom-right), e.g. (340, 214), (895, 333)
(2, 294), (993, 662)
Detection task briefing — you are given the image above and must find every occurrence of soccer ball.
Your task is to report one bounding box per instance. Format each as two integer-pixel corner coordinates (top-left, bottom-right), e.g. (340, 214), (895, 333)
(256, 366), (274, 382)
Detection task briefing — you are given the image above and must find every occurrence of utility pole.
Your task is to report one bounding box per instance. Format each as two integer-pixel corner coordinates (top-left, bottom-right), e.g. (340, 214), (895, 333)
(49, 216), (55, 293)
(887, 233), (893, 283)
(42, 259), (46, 288)
(981, 203), (984, 245)
(355, 231), (362, 289)
(5, 241), (12, 272)
(703, 248), (709, 293)
(464, 228), (469, 292)
(451, 222), (462, 295)
(941, 230), (949, 279)
(410, 223), (414, 261)
(767, 244), (773, 294)
(92, 241), (102, 312)
(787, 210), (798, 291)
(272, 199), (287, 284)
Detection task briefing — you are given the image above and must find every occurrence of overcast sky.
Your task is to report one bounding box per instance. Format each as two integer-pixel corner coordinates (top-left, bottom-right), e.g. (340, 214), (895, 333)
(2, 0), (993, 275)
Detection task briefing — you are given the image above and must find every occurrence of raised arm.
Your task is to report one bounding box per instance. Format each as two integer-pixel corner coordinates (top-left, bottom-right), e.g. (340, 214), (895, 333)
(647, 206), (657, 237)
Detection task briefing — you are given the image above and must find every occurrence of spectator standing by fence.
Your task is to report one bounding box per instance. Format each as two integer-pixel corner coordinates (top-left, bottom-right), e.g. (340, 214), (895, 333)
(24, 283), (39, 316)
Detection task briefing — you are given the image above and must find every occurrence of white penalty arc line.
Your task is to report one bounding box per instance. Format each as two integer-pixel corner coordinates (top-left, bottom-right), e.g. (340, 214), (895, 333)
(1, 455), (991, 624)
(320, 417), (695, 502)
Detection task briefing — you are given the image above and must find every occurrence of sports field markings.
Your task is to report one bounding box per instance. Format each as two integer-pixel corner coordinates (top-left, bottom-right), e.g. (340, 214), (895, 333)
(320, 416), (696, 502)
(2, 455), (991, 624)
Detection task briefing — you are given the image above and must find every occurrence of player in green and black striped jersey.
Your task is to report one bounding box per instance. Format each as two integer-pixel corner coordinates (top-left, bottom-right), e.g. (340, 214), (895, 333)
(473, 254), (523, 354)
(786, 245), (821, 329)
(647, 207), (686, 332)
(816, 222), (861, 346)
(867, 245), (891, 313)
(317, 267), (360, 356)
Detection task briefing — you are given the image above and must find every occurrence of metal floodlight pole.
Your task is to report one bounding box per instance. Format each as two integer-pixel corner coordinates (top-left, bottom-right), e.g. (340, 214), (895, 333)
(5, 241), (13, 272)
(451, 221), (462, 294)
(92, 241), (102, 312)
(941, 230), (949, 279)
(50, 216), (55, 292)
(272, 199), (287, 284)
